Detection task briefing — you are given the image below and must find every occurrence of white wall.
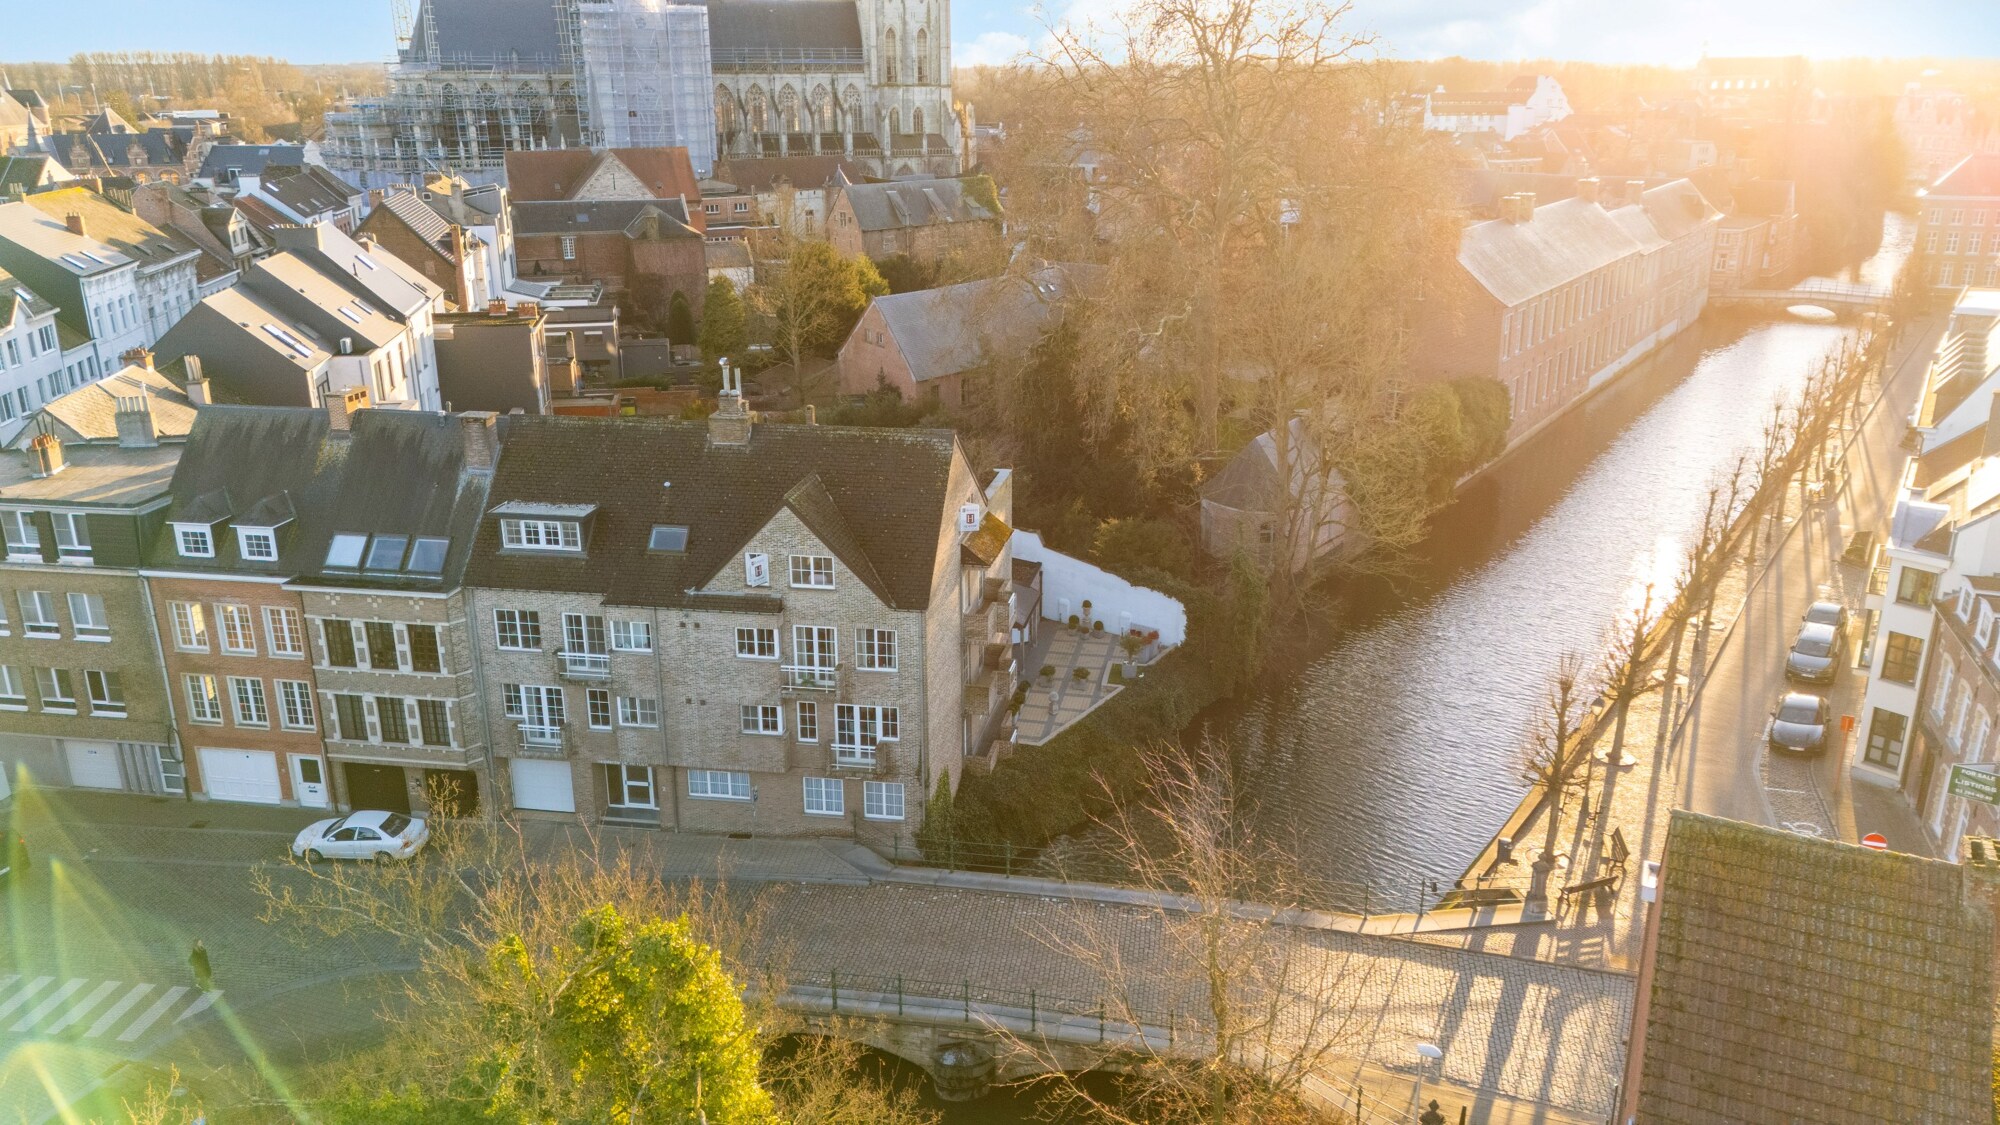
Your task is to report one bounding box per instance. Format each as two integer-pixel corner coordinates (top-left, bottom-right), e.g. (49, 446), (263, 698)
(1011, 529), (1186, 647)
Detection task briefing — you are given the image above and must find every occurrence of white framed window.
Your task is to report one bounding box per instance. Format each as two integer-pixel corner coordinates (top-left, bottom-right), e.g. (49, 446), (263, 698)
(52, 512), (91, 560)
(67, 593), (109, 639)
(85, 669), (125, 717)
(857, 628), (897, 671)
(587, 687), (613, 730)
(0, 665), (23, 709)
(611, 619), (652, 652)
(1, 511), (39, 559)
(560, 234), (577, 260)
(494, 608), (542, 650)
(264, 606), (305, 657)
(789, 554), (835, 588)
(499, 518), (581, 552)
(36, 666), (74, 712)
(793, 625), (836, 669)
(687, 769), (751, 801)
(277, 680), (316, 731)
(834, 704), (899, 763)
(803, 776), (844, 817)
(796, 700), (819, 742)
(218, 603), (258, 654)
(1980, 604), (1995, 649)
(1960, 586), (1976, 621)
(19, 590), (56, 637)
(185, 673), (222, 723)
(863, 780), (906, 821)
(171, 602), (209, 651)
(607, 763), (656, 809)
(230, 676), (268, 726)
(740, 703), (783, 735)
(174, 524), (214, 558)
(736, 627), (778, 659)
(617, 696), (659, 727)
(1934, 657), (1957, 721)
(237, 527), (278, 562)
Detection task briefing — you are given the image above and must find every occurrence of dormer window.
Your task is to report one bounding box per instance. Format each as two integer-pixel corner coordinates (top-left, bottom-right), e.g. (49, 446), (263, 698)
(501, 518), (582, 551)
(237, 527), (278, 562)
(174, 524), (215, 558)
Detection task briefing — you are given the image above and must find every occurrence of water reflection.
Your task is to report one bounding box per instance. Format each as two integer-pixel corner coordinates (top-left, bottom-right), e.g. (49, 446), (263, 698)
(1210, 215), (1913, 902)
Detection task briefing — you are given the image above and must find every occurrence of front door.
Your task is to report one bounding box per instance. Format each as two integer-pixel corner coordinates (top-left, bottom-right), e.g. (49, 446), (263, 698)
(291, 756), (329, 808)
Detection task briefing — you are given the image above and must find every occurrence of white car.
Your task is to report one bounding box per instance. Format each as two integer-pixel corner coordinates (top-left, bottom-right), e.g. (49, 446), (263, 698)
(292, 810), (429, 862)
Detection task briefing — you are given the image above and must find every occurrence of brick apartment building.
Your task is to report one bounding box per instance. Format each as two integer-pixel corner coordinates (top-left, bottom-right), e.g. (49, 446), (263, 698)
(1919, 154), (2000, 292)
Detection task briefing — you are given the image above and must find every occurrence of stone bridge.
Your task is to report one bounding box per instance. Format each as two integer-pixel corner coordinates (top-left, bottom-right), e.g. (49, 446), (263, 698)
(1711, 280), (1892, 316)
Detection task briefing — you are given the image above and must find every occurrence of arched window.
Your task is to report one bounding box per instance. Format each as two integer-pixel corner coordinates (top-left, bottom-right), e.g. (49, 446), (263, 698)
(714, 85), (738, 132)
(746, 85), (768, 132)
(916, 29), (928, 84)
(912, 108), (924, 136)
(883, 27), (898, 84)
(778, 85), (801, 132)
(811, 84), (834, 131)
(889, 108), (900, 136)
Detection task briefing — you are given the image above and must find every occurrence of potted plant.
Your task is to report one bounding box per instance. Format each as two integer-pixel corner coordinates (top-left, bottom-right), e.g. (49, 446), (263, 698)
(1039, 663), (1055, 681)
(1092, 620), (1104, 633)
(1072, 667), (1091, 683)
(1119, 632), (1144, 678)
(1067, 614), (1080, 631)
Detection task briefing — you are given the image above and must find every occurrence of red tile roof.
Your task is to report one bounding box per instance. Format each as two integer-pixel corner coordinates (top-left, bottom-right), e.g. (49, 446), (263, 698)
(1930, 153), (2000, 199)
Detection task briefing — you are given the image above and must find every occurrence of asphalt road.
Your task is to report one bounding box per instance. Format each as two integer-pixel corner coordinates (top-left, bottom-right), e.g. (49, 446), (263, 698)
(1674, 318), (1942, 849)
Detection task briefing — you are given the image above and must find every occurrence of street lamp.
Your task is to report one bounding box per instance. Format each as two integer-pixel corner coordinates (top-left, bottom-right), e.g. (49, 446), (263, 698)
(1412, 1041), (1443, 1118)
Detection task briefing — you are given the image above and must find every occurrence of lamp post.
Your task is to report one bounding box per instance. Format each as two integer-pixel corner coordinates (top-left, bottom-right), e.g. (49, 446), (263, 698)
(1413, 1041), (1443, 1119)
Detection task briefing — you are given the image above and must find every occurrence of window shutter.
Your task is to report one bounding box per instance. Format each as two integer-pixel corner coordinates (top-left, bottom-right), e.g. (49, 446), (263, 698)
(394, 624), (412, 671)
(28, 511), (56, 564)
(745, 552), (769, 586)
(363, 696), (380, 741)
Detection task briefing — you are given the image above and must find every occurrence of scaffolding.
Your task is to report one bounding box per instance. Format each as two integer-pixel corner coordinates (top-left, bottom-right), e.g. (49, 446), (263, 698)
(574, 0), (718, 175)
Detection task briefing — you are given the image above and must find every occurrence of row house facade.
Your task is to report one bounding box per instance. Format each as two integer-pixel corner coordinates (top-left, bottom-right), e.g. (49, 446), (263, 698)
(462, 384), (1010, 838)
(1412, 176), (1721, 445)
(0, 401), (184, 802)
(1919, 155), (2000, 292)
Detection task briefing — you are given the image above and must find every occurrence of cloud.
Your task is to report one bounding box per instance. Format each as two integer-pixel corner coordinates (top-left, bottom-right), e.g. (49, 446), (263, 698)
(954, 30), (1034, 67)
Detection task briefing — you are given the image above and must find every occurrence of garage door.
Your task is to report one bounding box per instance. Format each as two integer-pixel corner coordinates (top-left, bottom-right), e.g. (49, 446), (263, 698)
(65, 741), (125, 790)
(198, 749), (282, 805)
(508, 759), (575, 813)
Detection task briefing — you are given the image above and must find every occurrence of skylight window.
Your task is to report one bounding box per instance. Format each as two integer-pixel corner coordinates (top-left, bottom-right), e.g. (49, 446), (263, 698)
(649, 526), (689, 553)
(405, 537), (448, 575)
(80, 251), (109, 265)
(337, 305), (363, 324)
(261, 323), (314, 358)
(354, 254), (378, 271)
(324, 533), (367, 569)
(365, 534), (408, 571)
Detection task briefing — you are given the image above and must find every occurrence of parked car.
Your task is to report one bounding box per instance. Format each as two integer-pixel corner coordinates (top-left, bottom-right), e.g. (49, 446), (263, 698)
(1803, 600), (1848, 631)
(1785, 620), (1844, 683)
(0, 833), (25, 882)
(1768, 692), (1831, 753)
(291, 811), (429, 862)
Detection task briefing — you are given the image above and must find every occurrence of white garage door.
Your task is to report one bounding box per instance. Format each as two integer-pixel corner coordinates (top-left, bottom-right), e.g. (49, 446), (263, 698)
(65, 741), (125, 790)
(509, 759), (575, 813)
(198, 749), (282, 805)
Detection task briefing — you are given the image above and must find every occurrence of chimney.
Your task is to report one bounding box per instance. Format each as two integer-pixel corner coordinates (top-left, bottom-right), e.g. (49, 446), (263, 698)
(368, 188), (385, 209)
(708, 361), (752, 446)
(28, 431), (64, 478)
(458, 410), (498, 471)
(119, 346), (153, 372)
(1626, 179), (1647, 203)
(326, 385), (370, 433)
(64, 212), (87, 238)
(1512, 192), (1536, 222)
(517, 300), (541, 319)
(114, 387), (158, 448)
(805, 403), (817, 426)
(1576, 177), (1602, 206)
(487, 298), (509, 318)
(183, 354), (211, 406)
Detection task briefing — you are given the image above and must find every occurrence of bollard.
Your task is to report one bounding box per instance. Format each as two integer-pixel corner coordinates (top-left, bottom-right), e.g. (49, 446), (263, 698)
(1004, 840), (1013, 876)
(830, 968), (839, 1013)
(1029, 989), (1037, 1031)
(896, 974), (904, 1017)
(1097, 1005), (1105, 1042)
(963, 980), (971, 1023)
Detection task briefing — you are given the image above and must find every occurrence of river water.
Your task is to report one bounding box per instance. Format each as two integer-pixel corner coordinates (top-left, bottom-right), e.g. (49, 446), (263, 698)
(1202, 213), (1915, 904)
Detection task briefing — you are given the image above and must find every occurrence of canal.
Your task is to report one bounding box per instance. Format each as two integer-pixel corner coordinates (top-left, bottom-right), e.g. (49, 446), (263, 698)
(1204, 213), (1914, 904)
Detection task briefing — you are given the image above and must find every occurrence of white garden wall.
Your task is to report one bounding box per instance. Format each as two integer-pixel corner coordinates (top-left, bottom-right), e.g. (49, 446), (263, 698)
(1011, 530), (1187, 647)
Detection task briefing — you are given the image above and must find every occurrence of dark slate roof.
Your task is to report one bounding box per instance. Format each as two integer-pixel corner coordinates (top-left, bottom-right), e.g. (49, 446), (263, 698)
(410, 0), (566, 63)
(1636, 811), (1995, 1124)
(0, 154), (64, 193)
(196, 144), (310, 181)
(144, 406), (492, 589)
(841, 178), (994, 232)
(377, 188), (458, 262)
(45, 129), (187, 172)
(512, 199), (698, 237)
(464, 414), (960, 610)
(868, 265), (1092, 383)
(707, 0), (863, 51)
(262, 165), (361, 216)
(710, 155), (867, 195)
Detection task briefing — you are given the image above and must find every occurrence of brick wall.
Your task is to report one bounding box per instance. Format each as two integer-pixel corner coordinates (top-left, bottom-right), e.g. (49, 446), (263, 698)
(837, 303), (919, 398)
(0, 566), (174, 748)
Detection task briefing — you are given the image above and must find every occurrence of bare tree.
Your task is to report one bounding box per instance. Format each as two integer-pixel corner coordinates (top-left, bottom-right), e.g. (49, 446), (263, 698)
(1597, 583), (1655, 769)
(1524, 654), (1591, 909)
(1009, 739), (1373, 1124)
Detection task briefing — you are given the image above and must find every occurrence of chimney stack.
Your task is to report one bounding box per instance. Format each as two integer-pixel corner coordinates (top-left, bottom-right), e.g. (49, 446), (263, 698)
(1626, 179), (1647, 203)
(1513, 192), (1536, 222)
(708, 361), (752, 446)
(120, 347), (153, 372)
(1576, 177), (1602, 206)
(183, 354), (211, 406)
(114, 387), (158, 448)
(64, 212), (87, 238)
(326, 385), (370, 433)
(459, 410), (498, 471)
(28, 431), (65, 478)
(487, 298), (509, 318)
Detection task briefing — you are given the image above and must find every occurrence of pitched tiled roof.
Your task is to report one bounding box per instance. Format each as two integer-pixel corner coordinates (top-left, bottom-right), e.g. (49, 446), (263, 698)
(868, 265), (1087, 383)
(707, 0), (864, 52)
(1458, 179), (1718, 307)
(20, 365), (197, 447)
(504, 147), (702, 204)
(261, 165), (360, 217)
(376, 189), (458, 263)
(513, 199), (698, 237)
(19, 187), (199, 270)
(1636, 811), (1995, 1124)
(410, 0), (565, 62)
(841, 178), (994, 232)
(0, 154), (66, 193)
(195, 144), (309, 182)
(709, 155), (866, 195)
(0, 265), (57, 327)
(1931, 153), (2000, 199)
(464, 414), (960, 610)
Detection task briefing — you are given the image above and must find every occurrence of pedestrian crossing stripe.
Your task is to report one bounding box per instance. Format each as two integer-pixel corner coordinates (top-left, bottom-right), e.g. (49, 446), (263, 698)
(0, 975), (220, 1042)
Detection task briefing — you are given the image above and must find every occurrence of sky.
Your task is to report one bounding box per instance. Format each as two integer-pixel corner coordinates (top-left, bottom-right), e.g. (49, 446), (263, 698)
(0, 0), (1995, 69)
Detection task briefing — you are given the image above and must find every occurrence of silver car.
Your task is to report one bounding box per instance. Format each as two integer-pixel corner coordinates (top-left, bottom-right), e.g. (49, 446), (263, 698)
(292, 810), (430, 862)
(1768, 692), (1830, 753)
(1785, 621), (1842, 683)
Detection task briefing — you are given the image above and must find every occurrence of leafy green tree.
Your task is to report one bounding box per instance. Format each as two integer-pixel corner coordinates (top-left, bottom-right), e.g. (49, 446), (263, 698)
(626, 272), (671, 334)
(700, 276), (749, 362)
(666, 290), (697, 345)
(1092, 516), (1193, 582)
(875, 253), (940, 294)
(749, 239), (887, 399)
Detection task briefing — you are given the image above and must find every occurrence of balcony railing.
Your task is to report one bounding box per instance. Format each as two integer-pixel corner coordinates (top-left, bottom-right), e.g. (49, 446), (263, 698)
(558, 650), (611, 681)
(782, 664), (839, 692)
(517, 721), (568, 755)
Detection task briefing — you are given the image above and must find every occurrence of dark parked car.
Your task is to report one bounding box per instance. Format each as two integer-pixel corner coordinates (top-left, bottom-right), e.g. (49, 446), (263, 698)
(1768, 692), (1831, 753)
(1785, 620), (1844, 683)
(1803, 600), (1848, 631)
